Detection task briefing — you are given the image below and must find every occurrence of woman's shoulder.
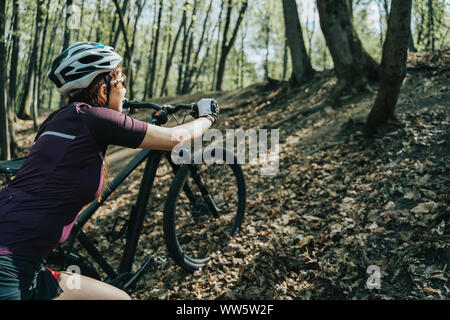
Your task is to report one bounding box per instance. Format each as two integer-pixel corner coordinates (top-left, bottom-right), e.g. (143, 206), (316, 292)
(68, 101), (94, 114)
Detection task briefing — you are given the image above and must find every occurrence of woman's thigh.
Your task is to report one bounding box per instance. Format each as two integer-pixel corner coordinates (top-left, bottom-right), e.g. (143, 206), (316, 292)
(53, 271), (131, 300)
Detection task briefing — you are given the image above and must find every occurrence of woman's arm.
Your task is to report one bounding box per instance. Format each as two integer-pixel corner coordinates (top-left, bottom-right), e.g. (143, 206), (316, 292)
(138, 117), (213, 151)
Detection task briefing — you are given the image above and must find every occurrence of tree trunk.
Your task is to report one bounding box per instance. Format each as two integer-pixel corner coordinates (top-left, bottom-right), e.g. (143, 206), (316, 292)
(159, 3), (187, 97)
(215, 0), (248, 91)
(127, 0), (145, 100)
(427, 0), (434, 51)
(32, 0), (46, 131)
(95, 0), (103, 43)
(148, 0), (163, 98)
(211, 0), (225, 91)
(182, 0), (213, 94)
(159, 1), (174, 97)
(112, 0), (129, 49)
(18, 0), (45, 119)
(316, 0), (379, 100)
(240, 20), (246, 89)
(0, 0), (10, 159)
(58, 0), (73, 108)
(76, 0), (85, 41)
(177, 2), (197, 95)
(180, 32), (194, 94)
(37, 0), (50, 111)
(282, 36), (288, 81)
(188, 24), (215, 93)
(44, 0), (64, 110)
(112, 0), (131, 61)
(263, 11), (270, 81)
(7, 0), (20, 156)
(282, 0), (315, 86)
(408, 25), (416, 52)
(417, 2), (425, 48)
(366, 0), (412, 135)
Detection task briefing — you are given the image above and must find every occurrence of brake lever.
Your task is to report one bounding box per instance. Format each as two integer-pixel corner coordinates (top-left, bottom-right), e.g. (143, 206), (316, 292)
(189, 103), (199, 119)
(152, 107), (169, 125)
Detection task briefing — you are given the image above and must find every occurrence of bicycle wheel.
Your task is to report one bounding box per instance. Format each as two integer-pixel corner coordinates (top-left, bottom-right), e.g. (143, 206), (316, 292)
(45, 248), (101, 280)
(163, 147), (246, 272)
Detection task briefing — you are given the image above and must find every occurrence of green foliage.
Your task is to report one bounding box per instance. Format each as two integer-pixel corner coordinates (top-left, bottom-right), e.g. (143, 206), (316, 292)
(412, 0), (449, 50)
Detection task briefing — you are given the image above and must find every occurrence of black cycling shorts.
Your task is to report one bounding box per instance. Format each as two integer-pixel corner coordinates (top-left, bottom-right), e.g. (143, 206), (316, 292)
(0, 254), (63, 300)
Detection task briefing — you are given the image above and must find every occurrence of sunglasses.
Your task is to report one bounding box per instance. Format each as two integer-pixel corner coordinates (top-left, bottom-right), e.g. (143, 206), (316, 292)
(111, 76), (126, 89)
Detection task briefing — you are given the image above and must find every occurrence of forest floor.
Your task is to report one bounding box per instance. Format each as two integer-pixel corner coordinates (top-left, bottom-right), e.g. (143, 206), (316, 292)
(3, 48), (449, 300)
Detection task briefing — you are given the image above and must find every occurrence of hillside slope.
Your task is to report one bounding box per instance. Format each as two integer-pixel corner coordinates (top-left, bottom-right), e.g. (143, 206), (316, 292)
(1, 49), (448, 300)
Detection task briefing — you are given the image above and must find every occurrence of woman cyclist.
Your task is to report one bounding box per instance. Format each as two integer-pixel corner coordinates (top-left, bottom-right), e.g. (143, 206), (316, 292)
(0, 42), (219, 300)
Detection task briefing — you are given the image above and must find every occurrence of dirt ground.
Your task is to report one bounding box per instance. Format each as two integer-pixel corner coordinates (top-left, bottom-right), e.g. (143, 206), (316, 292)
(1, 49), (449, 300)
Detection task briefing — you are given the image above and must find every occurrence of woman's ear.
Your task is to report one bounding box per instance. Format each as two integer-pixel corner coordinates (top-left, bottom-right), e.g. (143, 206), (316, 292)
(99, 84), (107, 100)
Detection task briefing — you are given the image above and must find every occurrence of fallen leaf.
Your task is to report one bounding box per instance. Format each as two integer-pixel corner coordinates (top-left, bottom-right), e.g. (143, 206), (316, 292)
(411, 201), (438, 214)
(423, 287), (440, 294)
(296, 235), (314, 248)
(384, 201), (396, 210)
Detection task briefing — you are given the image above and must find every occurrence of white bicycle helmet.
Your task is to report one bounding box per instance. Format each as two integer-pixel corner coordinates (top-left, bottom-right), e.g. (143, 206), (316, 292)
(47, 42), (122, 97)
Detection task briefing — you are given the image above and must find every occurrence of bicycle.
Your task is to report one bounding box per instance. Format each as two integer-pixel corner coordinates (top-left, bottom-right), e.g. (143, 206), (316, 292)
(0, 99), (246, 294)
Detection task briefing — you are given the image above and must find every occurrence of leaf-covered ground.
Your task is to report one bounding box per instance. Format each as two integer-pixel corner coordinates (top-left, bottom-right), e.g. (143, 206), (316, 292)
(1, 49), (448, 300)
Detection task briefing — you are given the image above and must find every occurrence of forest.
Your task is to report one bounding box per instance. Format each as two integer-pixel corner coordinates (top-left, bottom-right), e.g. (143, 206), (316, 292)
(0, 0), (449, 300)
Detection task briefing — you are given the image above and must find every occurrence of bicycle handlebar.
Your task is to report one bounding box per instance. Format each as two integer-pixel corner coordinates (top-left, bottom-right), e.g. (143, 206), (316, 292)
(122, 99), (196, 114)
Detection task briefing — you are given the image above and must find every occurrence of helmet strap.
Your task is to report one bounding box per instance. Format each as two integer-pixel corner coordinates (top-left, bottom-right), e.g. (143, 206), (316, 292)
(104, 73), (112, 107)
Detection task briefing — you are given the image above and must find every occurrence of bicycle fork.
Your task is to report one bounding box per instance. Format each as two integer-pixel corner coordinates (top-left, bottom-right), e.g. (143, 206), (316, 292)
(165, 153), (221, 219)
(188, 164), (221, 218)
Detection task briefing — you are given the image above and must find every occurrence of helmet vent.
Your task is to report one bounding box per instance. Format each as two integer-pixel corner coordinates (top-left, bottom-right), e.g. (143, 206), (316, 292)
(61, 66), (74, 76)
(79, 55), (103, 64)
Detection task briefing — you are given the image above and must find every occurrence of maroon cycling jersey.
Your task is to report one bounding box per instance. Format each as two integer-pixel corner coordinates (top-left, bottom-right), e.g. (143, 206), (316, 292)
(0, 102), (148, 257)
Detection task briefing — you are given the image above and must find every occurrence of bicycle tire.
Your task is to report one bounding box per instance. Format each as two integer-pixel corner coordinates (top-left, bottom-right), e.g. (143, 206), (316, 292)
(45, 249), (101, 280)
(163, 147), (246, 272)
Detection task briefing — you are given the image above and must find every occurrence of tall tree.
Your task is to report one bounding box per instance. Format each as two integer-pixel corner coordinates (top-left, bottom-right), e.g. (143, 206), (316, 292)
(211, 0), (225, 91)
(215, 0), (248, 91)
(282, 0), (315, 85)
(7, 0), (20, 157)
(147, 0), (163, 98)
(366, 0), (412, 135)
(181, 0), (213, 94)
(177, 0), (198, 95)
(0, 0), (10, 159)
(127, 0), (145, 100)
(111, 0), (130, 49)
(18, 0), (45, 120)
(426, 0), (435, 51)
(112, 0), (131, 61)
(316, 0), (379, 101)
(57, 0), (74, 108)
(159, 2), (188, 97)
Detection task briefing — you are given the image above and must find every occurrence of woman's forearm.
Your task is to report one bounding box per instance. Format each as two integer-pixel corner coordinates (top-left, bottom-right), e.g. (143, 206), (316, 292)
(138, 118), (213, 151)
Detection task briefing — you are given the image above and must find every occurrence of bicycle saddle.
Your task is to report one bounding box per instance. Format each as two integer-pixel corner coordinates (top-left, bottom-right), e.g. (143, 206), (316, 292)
(0, 158), (26, 174)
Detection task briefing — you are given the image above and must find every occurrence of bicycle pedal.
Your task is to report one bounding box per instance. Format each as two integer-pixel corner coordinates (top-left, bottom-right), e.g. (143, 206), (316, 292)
(150, 255), (167, 269)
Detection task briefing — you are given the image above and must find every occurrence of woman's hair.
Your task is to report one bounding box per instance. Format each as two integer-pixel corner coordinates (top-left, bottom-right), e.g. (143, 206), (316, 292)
(68, 66), (126, 107)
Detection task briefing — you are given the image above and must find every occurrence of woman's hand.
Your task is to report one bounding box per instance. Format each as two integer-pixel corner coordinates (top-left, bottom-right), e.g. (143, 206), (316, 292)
(195, 99), (220, 123)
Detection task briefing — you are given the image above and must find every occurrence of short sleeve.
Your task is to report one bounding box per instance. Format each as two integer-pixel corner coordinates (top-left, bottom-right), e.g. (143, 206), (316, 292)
(84, 107), (148, 148)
